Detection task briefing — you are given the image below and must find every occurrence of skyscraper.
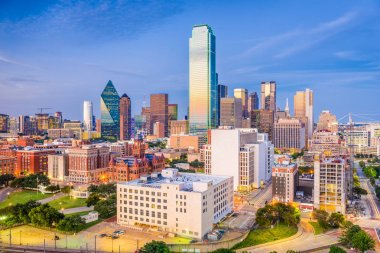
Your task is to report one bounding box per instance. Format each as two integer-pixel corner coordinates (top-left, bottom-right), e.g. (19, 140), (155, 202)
(220, 97), (242, 128)
(100, 80), (120, 140)
(120, 94), (132, 140)
(234, 88), (248, 118)
(150, 94), (168, 137)
(248, 92), (259, 112)
(83, 101), (93, 131)
(294, 88), (314, 139)
(168, 104), (178, 121)
(217, 84), (228, 125)
(260, 81), (276, 111)
(189, 24), (218, 133)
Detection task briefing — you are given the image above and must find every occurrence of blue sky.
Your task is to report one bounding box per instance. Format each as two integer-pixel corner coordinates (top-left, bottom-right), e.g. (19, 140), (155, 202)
(1, 0), (380, 122)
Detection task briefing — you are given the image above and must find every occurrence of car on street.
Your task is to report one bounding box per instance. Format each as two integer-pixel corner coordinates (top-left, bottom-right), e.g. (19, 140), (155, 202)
(99, 234), (107, 238)
(112, 230), (125, 235)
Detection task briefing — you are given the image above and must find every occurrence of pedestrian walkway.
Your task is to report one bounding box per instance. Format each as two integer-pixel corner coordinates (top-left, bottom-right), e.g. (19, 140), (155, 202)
(37, 192), (67, 204)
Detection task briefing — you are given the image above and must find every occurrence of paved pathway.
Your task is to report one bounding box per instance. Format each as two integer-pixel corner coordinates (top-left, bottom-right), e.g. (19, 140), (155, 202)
(61, 206), (94, 214)
(37, 192), (67, 204)
(0, 187), (14, 202)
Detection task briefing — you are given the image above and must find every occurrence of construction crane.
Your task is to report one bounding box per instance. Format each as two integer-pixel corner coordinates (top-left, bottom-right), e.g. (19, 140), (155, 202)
(36, 107), (52, 114)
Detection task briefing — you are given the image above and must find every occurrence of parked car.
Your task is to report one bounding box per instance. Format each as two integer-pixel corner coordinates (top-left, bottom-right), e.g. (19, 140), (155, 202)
(113, 230), (125, 235)
(99, 234), (107, 238)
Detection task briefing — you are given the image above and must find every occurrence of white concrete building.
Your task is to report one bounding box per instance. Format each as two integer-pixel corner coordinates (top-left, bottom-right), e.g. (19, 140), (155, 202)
(117, 169), (233, 239)
(83, 101), (93, 131)
(81, 211), (99, 223)
(48, 153), (68, 182)
(202, 128), (274, 191)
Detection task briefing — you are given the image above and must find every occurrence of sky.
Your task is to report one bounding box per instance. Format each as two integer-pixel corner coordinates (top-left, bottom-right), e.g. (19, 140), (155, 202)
(1, 0), (380, 123)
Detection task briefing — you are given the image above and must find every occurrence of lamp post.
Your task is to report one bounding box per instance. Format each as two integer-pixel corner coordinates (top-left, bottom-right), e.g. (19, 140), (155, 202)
(19, 230), (22, 245)
(9, 227), (12, 247)
(6, 192), (10, 199)
(94, 235), (97, 253)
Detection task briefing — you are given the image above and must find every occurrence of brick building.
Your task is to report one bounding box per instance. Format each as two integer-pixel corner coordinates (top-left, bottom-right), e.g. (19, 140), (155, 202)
(16, 149), (56, 175)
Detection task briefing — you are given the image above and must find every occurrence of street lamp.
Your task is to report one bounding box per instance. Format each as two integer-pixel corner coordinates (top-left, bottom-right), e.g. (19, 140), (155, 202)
(94, 235), (97, 253)
(19, 230), (22, 245)
(6, 192), (10, 199)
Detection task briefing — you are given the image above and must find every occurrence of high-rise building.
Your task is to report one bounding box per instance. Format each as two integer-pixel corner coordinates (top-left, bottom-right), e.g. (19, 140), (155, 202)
(117, 168), (233, 239)
(150, 94), (168, 137)
(203, 128), (274, 191)
(272, 157), (298, 203)
(314, 157), (349, 214)
(83, 101), (94, 131)
(168, 104), (178, 121)
(54, 112), (63, 128)
(35, 113), (49, 133)
(284, 98), (290, 118)
(101, 80), (120, 140)
(273, 118), (305, 151)
(0, 114), (9, 133)
(48, 153), (69, 182)
(16, 149), (56, 175)
(189, 25), (218, 133)
(0, 156), (16, 175)
(153, 122), (165, 138)
(120, 94), (132, 140)
(234, 88), (248, 118)
(317, 111), (338, 133)
(220, 97), (242, 128)
(294, 88), (314, 139)
(260, 81), (276, 111)
(217, 84), (228, 125)
(248, 92), (259, 112)
(19, 115), (35, 135)
(250, 110), (274, 141)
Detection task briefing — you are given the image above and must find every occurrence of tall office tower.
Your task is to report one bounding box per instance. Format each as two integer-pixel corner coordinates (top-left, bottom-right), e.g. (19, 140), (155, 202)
(19, 115), (32, 135)
(317, 110), (338, 133)
(141, 107), (151, 134)
(220, 98), (242, 128)
(217, 84), (228, 125)
(119, 94), (132, 140)
(261, 81), (276, 111)
(150, 94), (168, 137)
(314, 157), (349, 214)
(9, 117), (18, 135)
(101, 80), (120, 140)
(250, 110), (274, 141)
(168, 104), (178, 121)
(189, 25), (218, 133)
(35, 113), (49, 133)
(0, 114), (9, 133)
(248, 92), (259, 112)
(273, 118), (305, 151)
(83, 101), (94, 131)
(203, 128), (274, 191)
(54, 112), (63, 127)
(294, 88), (314, 139)
(234, 88), (248, 118)
(260, 81), (276, 111)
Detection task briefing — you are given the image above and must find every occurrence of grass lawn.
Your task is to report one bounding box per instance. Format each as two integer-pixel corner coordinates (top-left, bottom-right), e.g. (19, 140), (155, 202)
(309, 221), (327, 235)
(48, 196), (87, 210)
(232, 223), (298, 249)
(0, 190), (52, 209)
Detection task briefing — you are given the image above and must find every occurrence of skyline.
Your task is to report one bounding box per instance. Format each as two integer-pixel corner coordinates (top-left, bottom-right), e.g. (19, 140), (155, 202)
(1, 0), (380, 122)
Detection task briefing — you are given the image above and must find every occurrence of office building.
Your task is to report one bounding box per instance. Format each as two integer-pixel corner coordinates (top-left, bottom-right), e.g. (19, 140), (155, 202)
(168, 104), (178, 121)
(120, 94), (132, 140)
(0, 156), (16, 175)
(153, 122), (165, 138)
(67, 145), (110, 183)
(101, 80), (120, 140)
(273, 118), (305, 151)
(170, 120), (189, 135)
(16, 148), (56, 175)
(314, 157), (348, 214)
(117, 168), (233, 239)
(168, 134), (206, 152)
(260, 81), (276, 111)
(272, 158), (298, 203)
(294, 88), (314, 139)
(217, 84), (228, 125)
(83, 101), (93, 131)
(234, 88), (248, 118)
(250, 110), (274, 141)
(19, 115), (36, 135)
(48, 153), (69, 182)
(317, 111), (338, 133)
(309, 131), (348, 157)
(35, 113), (49, 133)
(47, 129), (75, 139)
(63, 121), (82, 139)
(189, 25), (218, 133)
(248, 92), (259, 112)
(203, 128), (274, 191)
(220, 97), (242, 128)
(150, 94), (168, 137)
(0, 114), (9, 133)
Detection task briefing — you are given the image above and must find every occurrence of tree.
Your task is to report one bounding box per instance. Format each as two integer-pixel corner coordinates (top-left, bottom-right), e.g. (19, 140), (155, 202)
(339, 223), (362, 247)
(13, 200), (41, 224)
(351, 230), (375, 253)
(94, 195), (116, 219)
(329, 246), (347, 253)
(313, 209), (329, 229)
(28, 204), (64, 227)
(57, 215), (86, 233)
(328, 213), (345, 228)
(211, 249), (234, 253)
(86, 194), (101, 207)
(359, 161), (365, 168)
(45, 184), (60, 192)
(255, 205), (275, 227)
(139, 241), (170, 253)
(0, 174), (15, 186)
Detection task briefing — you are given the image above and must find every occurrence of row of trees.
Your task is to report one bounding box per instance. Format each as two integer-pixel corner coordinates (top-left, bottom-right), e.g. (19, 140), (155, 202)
(86, 183), (117, 219)
(0, 200), (86, 233)
(255, 203), (300, 228)
(339, 222), (375, 253)
(312, 209), (345, 229)
(10, 174), (50, 188)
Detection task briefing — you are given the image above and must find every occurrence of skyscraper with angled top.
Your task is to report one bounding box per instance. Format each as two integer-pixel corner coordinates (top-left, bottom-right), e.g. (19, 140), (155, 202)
(100, 80), (120, 140)
(120, 93), (131, 140)
(189, 24), (218, 134)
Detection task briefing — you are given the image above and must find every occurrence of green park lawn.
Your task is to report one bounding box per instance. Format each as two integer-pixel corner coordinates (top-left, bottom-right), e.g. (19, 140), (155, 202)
(309, 221), (327, 235)
(0, 190), (52, 209)
(232, 223), (298, 249)
(49, 196), (87, 210)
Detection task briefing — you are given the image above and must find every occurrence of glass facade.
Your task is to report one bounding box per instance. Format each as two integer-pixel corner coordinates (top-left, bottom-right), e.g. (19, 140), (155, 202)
(101, 80), (120, 140)
(189, 25), (218, 134)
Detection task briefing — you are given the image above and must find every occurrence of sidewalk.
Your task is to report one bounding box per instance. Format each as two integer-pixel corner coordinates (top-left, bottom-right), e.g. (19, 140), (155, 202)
(37, 192), (67, 204)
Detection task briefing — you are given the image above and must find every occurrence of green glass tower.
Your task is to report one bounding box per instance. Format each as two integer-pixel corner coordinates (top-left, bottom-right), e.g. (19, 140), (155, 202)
(100, 80), (120, 140)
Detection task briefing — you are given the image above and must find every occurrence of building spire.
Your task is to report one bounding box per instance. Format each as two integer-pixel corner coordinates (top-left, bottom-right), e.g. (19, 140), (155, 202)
(285, 98), (290, 117)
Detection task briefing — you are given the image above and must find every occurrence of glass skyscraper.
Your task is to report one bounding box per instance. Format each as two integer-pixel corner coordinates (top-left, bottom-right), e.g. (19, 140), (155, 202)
(100, 80), (120, 140)
(189, 24), (218, 133)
